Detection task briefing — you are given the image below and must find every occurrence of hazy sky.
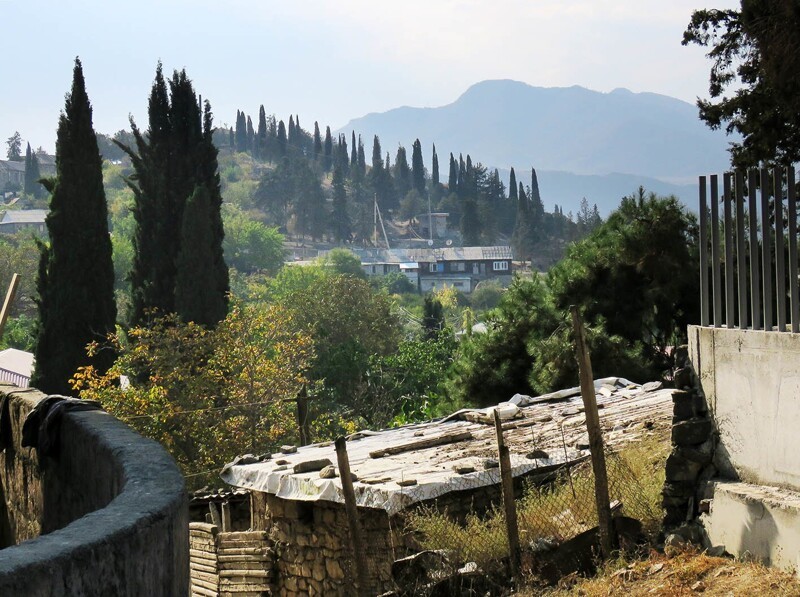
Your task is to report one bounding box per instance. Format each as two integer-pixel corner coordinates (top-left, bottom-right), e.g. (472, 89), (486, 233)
(2, 0), (739, 154)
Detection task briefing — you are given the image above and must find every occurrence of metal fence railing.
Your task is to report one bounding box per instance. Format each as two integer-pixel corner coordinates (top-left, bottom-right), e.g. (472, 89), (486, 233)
(699, 167), (799, 331)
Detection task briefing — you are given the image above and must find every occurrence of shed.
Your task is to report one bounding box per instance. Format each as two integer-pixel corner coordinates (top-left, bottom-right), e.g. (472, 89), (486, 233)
(221, 378), (672, 596)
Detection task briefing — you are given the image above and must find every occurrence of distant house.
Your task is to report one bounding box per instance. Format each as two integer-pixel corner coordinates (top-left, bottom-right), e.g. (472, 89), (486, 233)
(0, 161), (25, 191)
(0, 209), (48, 235)
(413, 212), (449, 239)
(411, 245), (513, 294)
(0, 348), (34, 388)
(324, 245), (513, 294)
(0, 155), (55, 192)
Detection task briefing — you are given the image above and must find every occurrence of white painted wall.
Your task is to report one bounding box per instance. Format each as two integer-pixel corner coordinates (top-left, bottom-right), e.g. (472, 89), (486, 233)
(689, 325), (800, 490)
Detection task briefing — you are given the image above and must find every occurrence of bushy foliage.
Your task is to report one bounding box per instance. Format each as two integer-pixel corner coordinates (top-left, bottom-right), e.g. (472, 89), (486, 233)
(72, 303), (313, 488)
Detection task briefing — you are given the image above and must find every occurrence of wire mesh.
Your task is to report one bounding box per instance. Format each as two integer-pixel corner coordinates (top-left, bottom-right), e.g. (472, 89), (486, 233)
(403, 444), (664, 581)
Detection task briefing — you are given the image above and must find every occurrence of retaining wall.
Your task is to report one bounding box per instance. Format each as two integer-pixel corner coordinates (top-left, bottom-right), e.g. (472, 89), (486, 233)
(689, 325), (800, 489)
(0, 382), (188, 596)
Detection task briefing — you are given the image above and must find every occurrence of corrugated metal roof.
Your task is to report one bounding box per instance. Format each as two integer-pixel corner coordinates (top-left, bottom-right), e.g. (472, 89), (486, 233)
(0, 349), (34, 379)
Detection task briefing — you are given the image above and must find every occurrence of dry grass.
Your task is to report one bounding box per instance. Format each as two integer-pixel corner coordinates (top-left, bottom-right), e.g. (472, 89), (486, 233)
(532, 549), (800, 596)
(405, 430), (671, 570)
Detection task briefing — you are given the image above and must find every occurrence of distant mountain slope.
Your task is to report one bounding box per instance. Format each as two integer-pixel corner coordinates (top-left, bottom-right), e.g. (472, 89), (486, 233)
(500, 169), (696, 216)
(337, 79), (732, 189)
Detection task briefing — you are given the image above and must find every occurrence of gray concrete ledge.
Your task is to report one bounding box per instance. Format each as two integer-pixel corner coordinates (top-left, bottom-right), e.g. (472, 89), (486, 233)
(701, 480), (800, 573)
(0, 384), (188, 596)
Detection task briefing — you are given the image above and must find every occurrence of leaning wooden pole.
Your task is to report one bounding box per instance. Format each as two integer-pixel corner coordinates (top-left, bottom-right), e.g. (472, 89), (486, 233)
(570, 305), (614, 558)
(335, 436), (369, 596)
(494, 409), (521, 578)
(0, 274), (20, 340)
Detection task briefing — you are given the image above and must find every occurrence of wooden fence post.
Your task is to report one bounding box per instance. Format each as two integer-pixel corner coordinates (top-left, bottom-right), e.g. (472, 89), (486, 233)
(0, 274), (20, 340)
(570, 306), (614, 558)
(494, 409), (520, 578)
(335, 436), (369, 596)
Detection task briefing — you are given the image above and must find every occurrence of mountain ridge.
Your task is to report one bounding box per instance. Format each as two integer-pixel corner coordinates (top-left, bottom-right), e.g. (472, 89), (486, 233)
(336, 79), (731, 213)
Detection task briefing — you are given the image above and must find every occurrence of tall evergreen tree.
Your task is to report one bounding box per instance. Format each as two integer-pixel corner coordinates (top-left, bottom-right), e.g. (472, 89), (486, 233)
(411, 139), (426, 198)
(313, 122), (323, 162)
(431, 144), (439, 187)
(32, 58), (116, 395)
(357, 136), (366, 179)
(235, 110), (248, 152)
(122, 65), (227, 328)
(277, 120), (287, 156)
(330, 161), (351, 243)
(175, 185), (219, 326)
(461, 198), (480, 245)
(23, 143), (42, 198)
(288, 116), (296, 146)
(256, 105), (267, 158)
(323, 126), (333, 171)
(246, 115), (255, 152)
(350, 131), (358, 168)
(394, 145), (411, 199)
(448, 153), (457, 192)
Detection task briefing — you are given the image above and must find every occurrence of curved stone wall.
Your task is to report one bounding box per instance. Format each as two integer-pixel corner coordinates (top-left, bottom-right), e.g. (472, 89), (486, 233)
(0, 383), (188, 596)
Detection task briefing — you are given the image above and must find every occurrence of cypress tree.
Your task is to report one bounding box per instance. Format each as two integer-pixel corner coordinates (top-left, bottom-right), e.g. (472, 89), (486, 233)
(461, 198), (480, 245)
(313, 122), (323, 161)
(277, 120), (287, 156)
(350, 131), (358, 168)
(256, 105), (267, 158)
(508, 168), (518, 203)
(23, 143), (42, 198)
(235, 110), (248, 152)
(246, 115), (255, 152)
(175, 185), (218, 326)
(431, 144), (439, 187)
(330, 161), (351, 243)
(122, 65), (227, 328)
(411, 139), (425, 197)
(357, 136), (366, 178)
(448, 153), (457, 191)
(288, 115), (296, 146)
(32, 58), (116, 395)
(394, 145), (410, 199)
(323, 126), (333, 171)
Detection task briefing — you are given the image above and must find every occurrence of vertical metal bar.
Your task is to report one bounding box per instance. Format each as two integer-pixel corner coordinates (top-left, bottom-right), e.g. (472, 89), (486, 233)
(711, 175), (722, 327)
(724, 173), (735, 327)
(736, 171), (748, 328)
(699, 176), (709, 327)
(749, 170), (762, 329)
(788, 166), (799, 333)
(761, 168), (773, 330)
(775, 168), (787, 331)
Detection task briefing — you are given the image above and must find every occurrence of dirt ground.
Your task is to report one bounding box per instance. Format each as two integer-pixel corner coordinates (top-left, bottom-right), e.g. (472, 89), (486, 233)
(520, 549), (800, 596)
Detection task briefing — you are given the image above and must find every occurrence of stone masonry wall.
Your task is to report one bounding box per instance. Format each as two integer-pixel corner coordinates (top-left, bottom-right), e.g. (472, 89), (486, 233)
(662, 350), (717, 530)
(251, 492), (397, 596)
(0, 383), (189, 596)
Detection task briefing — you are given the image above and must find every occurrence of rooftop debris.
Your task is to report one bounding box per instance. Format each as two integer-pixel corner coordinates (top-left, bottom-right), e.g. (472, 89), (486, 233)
(221, 377), (671, 514)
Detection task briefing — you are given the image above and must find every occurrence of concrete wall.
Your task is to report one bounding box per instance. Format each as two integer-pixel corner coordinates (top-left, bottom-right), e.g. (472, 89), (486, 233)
(689, 325), (800, 490)
(702, 481), (800, 573)
(0, 383), (189, 596)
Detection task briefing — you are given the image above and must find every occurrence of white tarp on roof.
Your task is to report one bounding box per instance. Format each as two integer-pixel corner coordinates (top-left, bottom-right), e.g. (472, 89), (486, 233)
(221, 377), (671, 515)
